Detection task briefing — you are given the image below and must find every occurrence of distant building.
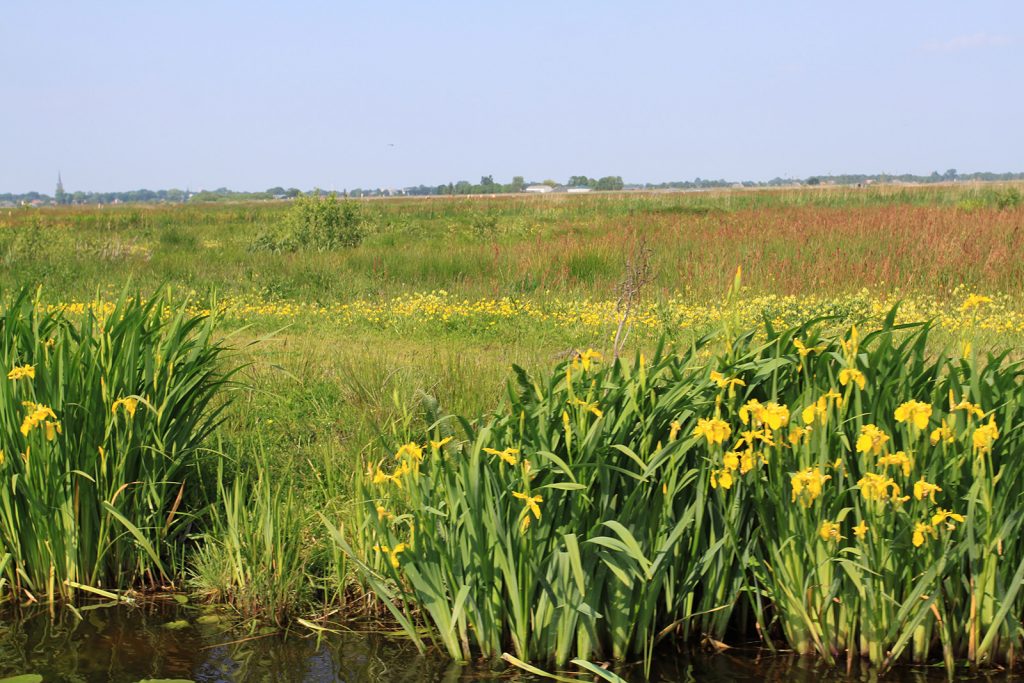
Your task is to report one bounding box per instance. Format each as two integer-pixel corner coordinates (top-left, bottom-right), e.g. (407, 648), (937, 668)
(525, 184), (553, 193)
(566, 187), (591, 193)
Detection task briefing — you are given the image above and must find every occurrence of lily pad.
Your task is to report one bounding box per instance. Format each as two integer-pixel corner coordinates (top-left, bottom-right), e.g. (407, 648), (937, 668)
(195, 614), (221, 625)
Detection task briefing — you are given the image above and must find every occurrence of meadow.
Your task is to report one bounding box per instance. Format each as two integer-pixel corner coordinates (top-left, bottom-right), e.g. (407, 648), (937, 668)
(1, 183), (1023, 678)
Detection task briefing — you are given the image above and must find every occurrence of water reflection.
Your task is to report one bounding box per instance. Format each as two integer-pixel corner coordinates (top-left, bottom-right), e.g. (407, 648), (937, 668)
(0, 604), (1017, 682)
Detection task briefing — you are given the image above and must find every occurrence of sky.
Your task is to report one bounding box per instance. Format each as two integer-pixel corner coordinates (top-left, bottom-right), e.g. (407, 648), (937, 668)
(2, 1), (1022, 193)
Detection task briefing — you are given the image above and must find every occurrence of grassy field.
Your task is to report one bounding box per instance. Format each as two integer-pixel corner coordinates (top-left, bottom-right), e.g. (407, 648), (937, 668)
(2, 183), (1023, 675)
(3, 183), (1021, 477)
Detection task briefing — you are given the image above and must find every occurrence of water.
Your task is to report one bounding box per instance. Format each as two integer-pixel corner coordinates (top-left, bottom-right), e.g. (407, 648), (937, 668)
(0, 603), (1016, 682)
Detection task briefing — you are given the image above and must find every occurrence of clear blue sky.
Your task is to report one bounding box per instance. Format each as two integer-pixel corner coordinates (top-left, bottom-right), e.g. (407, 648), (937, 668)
(2, 1), (1022, 193)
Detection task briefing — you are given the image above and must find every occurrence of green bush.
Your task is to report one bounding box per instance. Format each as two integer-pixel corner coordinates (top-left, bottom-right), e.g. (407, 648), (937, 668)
(252, 192), (365, 253)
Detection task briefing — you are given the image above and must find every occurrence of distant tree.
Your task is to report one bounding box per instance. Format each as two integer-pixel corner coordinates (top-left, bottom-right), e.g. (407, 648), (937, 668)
(944, 168), (957, 180)
(542, 179), (558, 187)
(266, 186), (286, 196)
(509, 176), (525, 192)
(806, 176), (821, 186)
(480, 175), (494, 187)
(568, 175), (593, 187)
(594, 176), (624, 191)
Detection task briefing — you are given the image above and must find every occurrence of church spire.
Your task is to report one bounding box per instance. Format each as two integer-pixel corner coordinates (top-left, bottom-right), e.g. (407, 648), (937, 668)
(55, 172), (66, 205)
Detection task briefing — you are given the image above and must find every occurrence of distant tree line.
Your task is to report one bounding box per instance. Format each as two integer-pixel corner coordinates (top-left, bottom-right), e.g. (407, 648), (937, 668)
(3, 170), (1024, 206)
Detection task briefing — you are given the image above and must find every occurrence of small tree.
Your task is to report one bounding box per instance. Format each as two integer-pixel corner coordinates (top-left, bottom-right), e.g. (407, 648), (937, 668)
(284, 191), (365, 251)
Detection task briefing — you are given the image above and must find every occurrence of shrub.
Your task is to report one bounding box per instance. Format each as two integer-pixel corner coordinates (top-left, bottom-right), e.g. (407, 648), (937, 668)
(249, 192), (365, 253)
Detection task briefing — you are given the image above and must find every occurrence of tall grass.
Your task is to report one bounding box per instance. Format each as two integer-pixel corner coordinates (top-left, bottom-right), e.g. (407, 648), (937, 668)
(336, 301), (1024, 674)
(189, 450), (312, 625)
(0, 288), (233, 602)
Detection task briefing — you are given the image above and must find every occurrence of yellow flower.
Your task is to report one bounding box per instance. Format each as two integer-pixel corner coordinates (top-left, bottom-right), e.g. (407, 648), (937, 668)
(484, 447), (519, 466)
(913, 478), (942, 502)
(710, 468), (734, 490)
(722, 451), (740, 472)
(372, 461), (411, 488)
(953, 400), (985, 420)
(840, 326), (860, 358)
(112, 396), (139, 418)
(819, 520), (843, 542)
(912, 522), (936, 548)
(853, 520), (869, 539)
(856, 424), (890, 455)
(737, 428), (774, 449)
(739, 400), (790, 431)
(572, 349), (602, 372)
(793, 338), (825, 357)
(669, 420), (681, 442)
(972, 417), (999, 454)
(376, 505), (393, 521)
(930, 423), (955, 446)
(739, 450), (754, 474)
(801, 391), (843, 425)
(513, 490), (543, 519)
(430, 436), (453, 449)
(7, 364), (35, 381)
(839, 368), (867, 390)
(396, 442), (424, 463)
(877, 450), (913, 477)
(0, 450), (4, 466)
(960, 294), (992, 312)
(894, 400), (932, 431)
(20, 402), (59, 439)
(931, 507), (965, 528)
(374, 543), (407, 569)
(788, 425), (811, 446)
(710, 370), (746, 391)
(693, 417), (732, 446)
(858, 472), (901, 502)
(569, 398), (603, 418)
(790, 467), (830, 507)
(513, 490), (543, 533)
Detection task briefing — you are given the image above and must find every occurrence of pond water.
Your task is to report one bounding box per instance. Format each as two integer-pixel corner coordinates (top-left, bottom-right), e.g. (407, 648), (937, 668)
(0, 603), (1015, 682)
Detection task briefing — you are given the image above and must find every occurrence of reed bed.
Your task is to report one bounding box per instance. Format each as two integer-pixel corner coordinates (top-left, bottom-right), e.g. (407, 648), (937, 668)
(0, 289), (233, 603)
(346, 297), (1024, 675)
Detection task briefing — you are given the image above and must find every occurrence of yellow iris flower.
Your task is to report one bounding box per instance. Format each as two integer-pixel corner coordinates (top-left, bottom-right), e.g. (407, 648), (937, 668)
(839, 368), (867, 390)
(894, 400), (932, 431)
(790, 467), (830, 507)
(7, 364), (35, 381)
(972, 417), (999, 454)
(877, 450), (913, 477)
(856, 424), (890, 455)
(913, 478), (942, 502)
(819, 520), (843, 542)
(112, 396), (139, 418)
(484, 447), (520, 466)
(693, 417), (732, 446)
(858, 472), (902, 503)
